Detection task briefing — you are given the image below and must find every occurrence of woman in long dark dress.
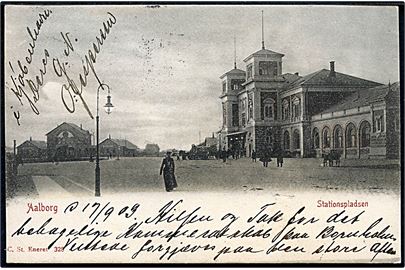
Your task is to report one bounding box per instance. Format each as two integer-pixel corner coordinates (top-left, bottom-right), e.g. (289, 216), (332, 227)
(160, 151), (178, 192)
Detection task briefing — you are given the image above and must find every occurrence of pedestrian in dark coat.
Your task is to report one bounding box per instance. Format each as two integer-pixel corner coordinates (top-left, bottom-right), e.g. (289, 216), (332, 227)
(277, 149), (284, 167)
(221, 147), (227, 163)
(260, 148), (272, 167)
(251, 150), (257, 162)
(160, 151), (178, 192)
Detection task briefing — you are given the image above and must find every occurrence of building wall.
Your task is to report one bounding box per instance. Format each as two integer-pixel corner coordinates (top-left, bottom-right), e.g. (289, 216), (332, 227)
(47, 124), (91, 161)
(311, 110), (373, 159)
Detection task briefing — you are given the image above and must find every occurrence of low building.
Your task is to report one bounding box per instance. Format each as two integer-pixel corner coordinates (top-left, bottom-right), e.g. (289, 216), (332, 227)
(99, 137), (139, 157)
(46, 122), (92, 161)
(310, 82), (400, 159)
(17, 138), (47, 162)
(144, 143), (160, 156)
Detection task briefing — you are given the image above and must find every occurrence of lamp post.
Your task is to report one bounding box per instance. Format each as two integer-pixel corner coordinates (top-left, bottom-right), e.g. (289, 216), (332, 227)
(95, 83), (114, 197)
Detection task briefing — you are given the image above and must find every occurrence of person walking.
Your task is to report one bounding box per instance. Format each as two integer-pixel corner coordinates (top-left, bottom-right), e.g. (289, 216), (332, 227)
(221, 147), (227, 163)
(260, 147), (272, 167)
(251, 150), (257, 162)
(160, 151), (178, 192)
(277, 148), (284, 167)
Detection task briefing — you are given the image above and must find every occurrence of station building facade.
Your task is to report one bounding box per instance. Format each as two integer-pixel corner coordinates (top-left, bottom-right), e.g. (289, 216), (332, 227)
(219, 45), (400, 159)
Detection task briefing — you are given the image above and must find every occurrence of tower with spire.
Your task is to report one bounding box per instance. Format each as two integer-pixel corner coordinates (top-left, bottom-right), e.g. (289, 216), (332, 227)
(218, 10), (394, 160)
(219, 36), (246, 138)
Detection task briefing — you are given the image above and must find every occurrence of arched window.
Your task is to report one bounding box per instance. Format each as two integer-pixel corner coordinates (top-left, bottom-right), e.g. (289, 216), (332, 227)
(282, 99), (289, 120)
(333, 125), (343, 149)
(359, 121), (371, 147)
(346, 123), (357, 148)
(312, 128), (320, 149)
(292, 97), (301, 121)
(322, 127), (331, 148)
(293, 129), (300, 149)
(263, 98), (275, 120)
(284, 131), (290, 150)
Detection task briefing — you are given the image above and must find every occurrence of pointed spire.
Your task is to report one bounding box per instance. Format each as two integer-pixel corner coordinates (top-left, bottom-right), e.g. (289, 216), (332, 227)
(233, 35), (237, 69)
(388, 80), (391, 91)
(261, 10), (265, 50)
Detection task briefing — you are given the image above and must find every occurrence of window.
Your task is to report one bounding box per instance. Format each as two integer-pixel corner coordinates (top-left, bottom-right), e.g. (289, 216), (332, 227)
(313, 128), (320, 149)
(282, 99), (289, 121)
(346, 123), (357, 148)
(222, 81), (226, 92)
(248, 99), (253, 119)
(323, 127), (331, 148)
(292, 97), (301, 121)
(394, 115), (399, 131)
(373, 110), (384, 132)
(259, 61), (278, 76)
(376, 116), (382, 132)
(241, 113), (246, 127)
(232, 104), (239, 127)
(263, 98), (275, 120)
(293, 129), (300, 149)
(259, 61), (270, 75)
(284, 131), (290, 150)
(334, 125), (343, 148)
(360, 121), (371, 147)
(247, 64), (253, 80)
(231, 79), (244, 91)
(222, 104), (226, 126)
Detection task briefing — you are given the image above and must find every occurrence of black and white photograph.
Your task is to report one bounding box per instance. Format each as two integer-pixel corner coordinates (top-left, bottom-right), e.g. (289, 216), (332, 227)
(1, 3), (403, 265)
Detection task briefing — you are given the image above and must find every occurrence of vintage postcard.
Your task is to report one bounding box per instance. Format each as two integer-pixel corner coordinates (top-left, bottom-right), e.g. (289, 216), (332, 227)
(1, 3), (403, 266)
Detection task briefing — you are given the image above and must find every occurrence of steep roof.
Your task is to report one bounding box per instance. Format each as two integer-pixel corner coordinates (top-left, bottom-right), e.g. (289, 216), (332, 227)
(101, 138), (139, 150)
(287, 69), (381, 89)
(244, 48), (284, 62)
(220, 68), (246, 79)
(111, 139), (138, 150)
(46, 122), (90, 136)
(318, 82), (400, 114)
(18, 140), (47, 149)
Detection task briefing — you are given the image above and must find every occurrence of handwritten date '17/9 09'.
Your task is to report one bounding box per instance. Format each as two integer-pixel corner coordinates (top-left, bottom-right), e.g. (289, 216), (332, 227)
(7, 10), (117, 125)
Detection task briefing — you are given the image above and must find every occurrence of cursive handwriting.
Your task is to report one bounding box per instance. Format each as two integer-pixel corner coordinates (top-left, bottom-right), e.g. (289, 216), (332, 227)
(7, 10), (117, 125)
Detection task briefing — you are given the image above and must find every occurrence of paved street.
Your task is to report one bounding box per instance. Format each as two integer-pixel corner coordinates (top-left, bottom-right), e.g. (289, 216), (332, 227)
(11, 157), (400, 198)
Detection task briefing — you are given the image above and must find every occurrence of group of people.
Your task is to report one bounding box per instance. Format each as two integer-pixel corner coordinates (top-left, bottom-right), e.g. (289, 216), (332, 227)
(253, 148), (284, 168)
(160, 147), (286, 192)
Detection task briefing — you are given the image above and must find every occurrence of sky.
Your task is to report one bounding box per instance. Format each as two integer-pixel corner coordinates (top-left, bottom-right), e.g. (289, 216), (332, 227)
(4, 4), (400, 150)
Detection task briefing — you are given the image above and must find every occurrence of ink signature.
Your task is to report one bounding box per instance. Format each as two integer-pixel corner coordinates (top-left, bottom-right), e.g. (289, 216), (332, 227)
(7, 9), (117, 125)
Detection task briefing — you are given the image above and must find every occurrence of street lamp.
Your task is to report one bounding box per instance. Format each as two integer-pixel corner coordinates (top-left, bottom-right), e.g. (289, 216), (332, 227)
(95, 83), (114, 197)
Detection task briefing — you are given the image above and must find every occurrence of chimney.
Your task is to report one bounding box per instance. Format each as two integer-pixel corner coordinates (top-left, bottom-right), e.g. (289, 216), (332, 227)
(30, 136), (32, 141)
(329, 61), (336, 77)
(109, 134), (111, 139)
(212, 132), (214, 138)
(294, 72), (299, 76)
(80, 124), (82, 129)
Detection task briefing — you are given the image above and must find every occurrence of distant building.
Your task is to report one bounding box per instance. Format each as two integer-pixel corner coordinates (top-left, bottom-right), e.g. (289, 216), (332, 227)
(204, 134), (218, 148)
(17, 138), (47, 162)
(99, 136), (139, 157)
(46, 122), (92, 161)
(219, 39), (400, 159)
(144, 144), (160, 156)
